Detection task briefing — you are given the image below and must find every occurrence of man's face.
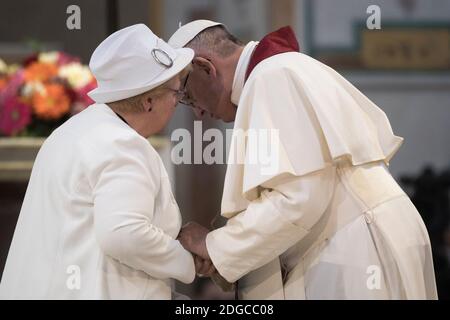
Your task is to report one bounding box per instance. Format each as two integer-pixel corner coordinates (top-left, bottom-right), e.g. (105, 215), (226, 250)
(181, 58), (236, 122)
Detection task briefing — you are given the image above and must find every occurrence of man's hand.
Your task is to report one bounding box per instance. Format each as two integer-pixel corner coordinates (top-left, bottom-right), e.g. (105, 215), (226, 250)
(194, 255), (215, 277)
(178, 222), (210, 260)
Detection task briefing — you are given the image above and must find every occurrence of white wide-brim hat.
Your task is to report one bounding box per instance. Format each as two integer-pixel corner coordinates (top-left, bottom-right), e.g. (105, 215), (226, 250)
(88, 24), (194, 103)
(168, 20), (224, 49)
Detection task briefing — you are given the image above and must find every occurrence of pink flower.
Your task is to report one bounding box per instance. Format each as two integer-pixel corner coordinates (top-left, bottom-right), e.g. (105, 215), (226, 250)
(0, 70), (24, 101)
(57, 52), (80, 66)
(0, 97), (32, 136)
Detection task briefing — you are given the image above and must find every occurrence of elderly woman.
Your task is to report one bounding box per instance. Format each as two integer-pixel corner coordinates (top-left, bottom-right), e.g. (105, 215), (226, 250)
(0, 24), (207, 299)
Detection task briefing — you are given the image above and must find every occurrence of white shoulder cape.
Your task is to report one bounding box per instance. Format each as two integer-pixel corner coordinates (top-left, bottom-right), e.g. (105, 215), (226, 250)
(222, 52), (403, 217)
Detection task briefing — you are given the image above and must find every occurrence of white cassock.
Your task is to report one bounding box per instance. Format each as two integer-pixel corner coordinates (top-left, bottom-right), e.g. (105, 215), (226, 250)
(206, 42), (438, 299)
(0, 103), (195, 299)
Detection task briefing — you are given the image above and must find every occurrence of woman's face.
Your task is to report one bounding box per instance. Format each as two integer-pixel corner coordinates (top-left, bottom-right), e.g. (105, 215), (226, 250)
(145, 76), (182, 135)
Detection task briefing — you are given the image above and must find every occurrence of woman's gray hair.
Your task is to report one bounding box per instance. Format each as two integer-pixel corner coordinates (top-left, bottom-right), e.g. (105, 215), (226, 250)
(108, 65), (191, 113)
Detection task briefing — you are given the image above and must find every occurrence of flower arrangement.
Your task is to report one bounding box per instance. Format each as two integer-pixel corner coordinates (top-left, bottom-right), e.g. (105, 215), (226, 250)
(0, 51), (96, 137)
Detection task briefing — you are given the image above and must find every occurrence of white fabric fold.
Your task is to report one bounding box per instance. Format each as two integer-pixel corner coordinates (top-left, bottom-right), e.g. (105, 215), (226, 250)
(231, 41), (258, 105)
(222, 52), (403, 218)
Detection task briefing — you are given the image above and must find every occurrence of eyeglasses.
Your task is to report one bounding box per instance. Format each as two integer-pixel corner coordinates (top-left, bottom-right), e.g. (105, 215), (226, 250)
(178, 72), (196, 107)
(165, 87), (186, 100)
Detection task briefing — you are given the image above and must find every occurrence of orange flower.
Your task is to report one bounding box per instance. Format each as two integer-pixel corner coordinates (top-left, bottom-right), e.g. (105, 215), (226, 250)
(32, 83), (70, 120)
(0, 77), (7, 91)
(24, 62), (58, 82)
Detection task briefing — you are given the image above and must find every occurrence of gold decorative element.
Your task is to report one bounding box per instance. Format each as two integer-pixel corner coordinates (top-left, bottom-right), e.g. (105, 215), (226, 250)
(361, 29), (450, 69)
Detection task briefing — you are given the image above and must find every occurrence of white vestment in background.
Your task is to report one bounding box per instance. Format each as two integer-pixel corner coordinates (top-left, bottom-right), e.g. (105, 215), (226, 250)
(206, 44), (438, 299)
(0, 104), (195, 299)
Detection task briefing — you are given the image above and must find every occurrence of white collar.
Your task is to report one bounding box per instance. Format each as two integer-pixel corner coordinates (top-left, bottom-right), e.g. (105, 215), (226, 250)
(231, 41), (258, 105)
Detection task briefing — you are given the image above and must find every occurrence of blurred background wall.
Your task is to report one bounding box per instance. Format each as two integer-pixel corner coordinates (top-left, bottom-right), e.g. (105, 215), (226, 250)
(0, 0), (449, 299)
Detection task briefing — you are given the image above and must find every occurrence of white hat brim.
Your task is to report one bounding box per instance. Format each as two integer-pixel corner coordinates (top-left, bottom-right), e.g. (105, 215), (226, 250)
(168, 20), (223, 49)
(88, 47), (194, 103)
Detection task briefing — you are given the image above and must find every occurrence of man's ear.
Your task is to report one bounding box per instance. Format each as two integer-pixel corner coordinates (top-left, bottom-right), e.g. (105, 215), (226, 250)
(192, 57), (217, 78)
(142, 94), (153, 112)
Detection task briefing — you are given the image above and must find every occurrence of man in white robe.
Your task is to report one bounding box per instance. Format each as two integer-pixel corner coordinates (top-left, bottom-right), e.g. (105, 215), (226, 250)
(170, 20), (438, 299)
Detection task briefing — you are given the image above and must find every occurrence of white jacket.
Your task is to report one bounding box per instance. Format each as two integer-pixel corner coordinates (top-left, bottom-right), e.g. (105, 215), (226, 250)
(0, 103), (195, 299)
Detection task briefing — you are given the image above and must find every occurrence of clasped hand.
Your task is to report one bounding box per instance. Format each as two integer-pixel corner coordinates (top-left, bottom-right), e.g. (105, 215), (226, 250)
(177, 222), (215, 277)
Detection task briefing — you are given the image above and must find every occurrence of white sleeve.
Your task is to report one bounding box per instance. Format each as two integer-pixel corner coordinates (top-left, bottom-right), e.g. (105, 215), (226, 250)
(84, 134), (195, 284)
(206, 166), (336, 283)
